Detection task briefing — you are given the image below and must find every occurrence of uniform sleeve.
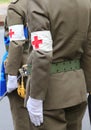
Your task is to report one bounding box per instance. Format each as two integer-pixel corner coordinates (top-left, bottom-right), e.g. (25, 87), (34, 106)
(6, 5), (26, 75)
(28, 0), (53, 100)
(81, 11), (91, 92)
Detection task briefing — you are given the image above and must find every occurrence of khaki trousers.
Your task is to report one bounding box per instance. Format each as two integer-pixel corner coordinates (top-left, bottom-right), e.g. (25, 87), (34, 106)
(31, 102), (87, 130)
(8, 90), (31, 130)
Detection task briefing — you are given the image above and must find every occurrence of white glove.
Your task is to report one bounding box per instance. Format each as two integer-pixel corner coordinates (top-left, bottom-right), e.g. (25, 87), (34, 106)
(7, 75), (18, 93)
(27, 96), (43, 126)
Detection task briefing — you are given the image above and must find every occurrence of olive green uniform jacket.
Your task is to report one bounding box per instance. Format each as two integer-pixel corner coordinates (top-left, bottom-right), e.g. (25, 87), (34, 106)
(27, 0), (91, 110)
(6, 0), (29, 75)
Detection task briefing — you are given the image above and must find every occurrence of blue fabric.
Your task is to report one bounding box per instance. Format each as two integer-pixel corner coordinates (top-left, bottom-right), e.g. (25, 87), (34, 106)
(0, 51), (8, 96)
(24, 26), (28, 39)
(4, 36), (10, 46)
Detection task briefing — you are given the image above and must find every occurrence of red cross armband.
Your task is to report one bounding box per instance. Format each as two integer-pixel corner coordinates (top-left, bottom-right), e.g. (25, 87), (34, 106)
(31, 31), (53, 51)
(9, 25), (26, 41)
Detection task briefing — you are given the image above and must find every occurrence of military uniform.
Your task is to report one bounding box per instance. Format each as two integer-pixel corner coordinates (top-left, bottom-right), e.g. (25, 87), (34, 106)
(5, 0), (31, 130)
(27, 0), (91, 129)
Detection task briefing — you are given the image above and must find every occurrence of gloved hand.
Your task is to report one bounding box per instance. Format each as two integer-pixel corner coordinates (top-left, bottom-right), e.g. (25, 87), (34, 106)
(7, 75), (18, 93)
(27, 96), (43, 126)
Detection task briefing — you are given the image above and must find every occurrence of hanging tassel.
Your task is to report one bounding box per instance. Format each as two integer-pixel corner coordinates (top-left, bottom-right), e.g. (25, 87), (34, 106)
(17, 76), (26, 98)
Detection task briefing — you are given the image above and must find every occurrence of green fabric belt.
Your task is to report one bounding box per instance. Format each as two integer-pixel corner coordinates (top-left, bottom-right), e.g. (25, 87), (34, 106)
(50, 59), (80, 74)
(27, 59), (80, 75)
(27, 64), (32, 75)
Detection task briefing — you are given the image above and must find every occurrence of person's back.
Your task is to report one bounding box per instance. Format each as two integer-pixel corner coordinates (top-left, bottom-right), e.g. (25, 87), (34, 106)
(42, 0), (90, 109)
(50, 0), (90, 61)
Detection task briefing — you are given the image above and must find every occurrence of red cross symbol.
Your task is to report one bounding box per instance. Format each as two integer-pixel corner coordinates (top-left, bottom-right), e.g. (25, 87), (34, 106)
(32, 36), (42, 49)
(9, 29), (15, 38)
